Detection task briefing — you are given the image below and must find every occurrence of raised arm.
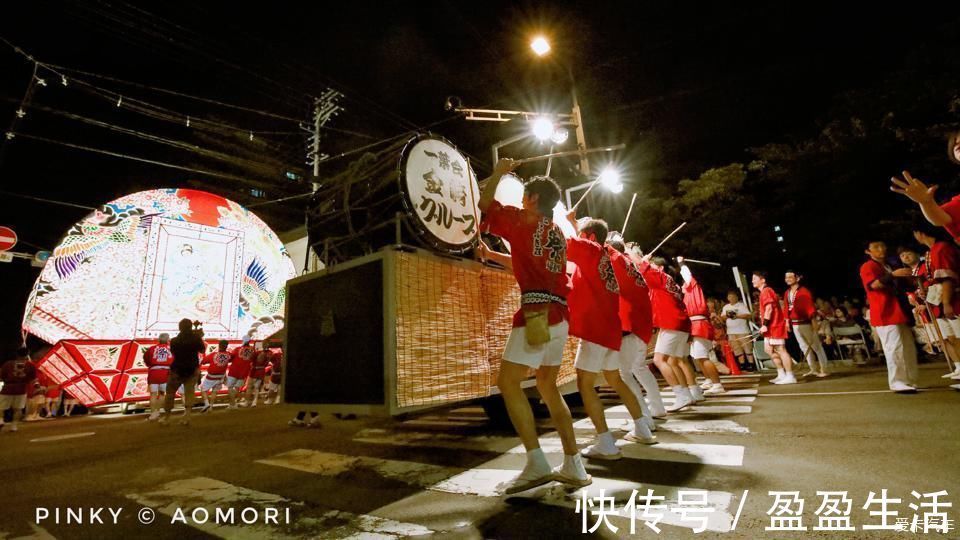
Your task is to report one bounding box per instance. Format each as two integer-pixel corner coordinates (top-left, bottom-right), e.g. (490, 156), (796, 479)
(478, 158), (519, 212)
(891, 171), (951, 227)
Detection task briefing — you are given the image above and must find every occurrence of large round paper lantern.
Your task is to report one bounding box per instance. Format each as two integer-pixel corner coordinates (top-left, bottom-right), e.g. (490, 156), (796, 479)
(23, 188), (295, 343)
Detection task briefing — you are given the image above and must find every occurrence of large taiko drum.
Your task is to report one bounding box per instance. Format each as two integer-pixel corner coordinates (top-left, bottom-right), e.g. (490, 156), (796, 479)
(307, 133), (480, 259)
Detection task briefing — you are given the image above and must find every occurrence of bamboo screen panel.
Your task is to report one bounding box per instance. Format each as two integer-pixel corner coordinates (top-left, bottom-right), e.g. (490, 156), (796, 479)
(395, 251), (577, 409)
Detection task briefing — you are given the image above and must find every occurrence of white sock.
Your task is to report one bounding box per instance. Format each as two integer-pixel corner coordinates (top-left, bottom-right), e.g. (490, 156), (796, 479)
(634, 418), (648, 434)
(562, 453), (586, 475)
(526, 448), (550, 471)
(672, 385), (685, 398)
(598, 431), (617, 451)
(776, 368), (785, 378)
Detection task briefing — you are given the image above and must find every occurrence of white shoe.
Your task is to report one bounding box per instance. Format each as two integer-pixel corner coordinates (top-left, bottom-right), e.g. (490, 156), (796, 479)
(666, 394), (693, 412)
(201, 405), (212, 414)
(643, 416), (656, 432)
(502, 463), (555, 494)
(699, 380), (712, 390)
(951, 372), (960, 380)
(147, 412), (160, 421)
(941, 368), (960, 378)
(552, 454), (592, 488)
(689, 386), (706, 402)
(580, 443), (623, 461)
(288, 419), (306, 427)
(650, 406), (668, 419)
(773, 374), (797, 385)
(703, 383), (726, 395)
(950, 384), (960, 391)
(770, 375), (783, 384)
(625, 422), (658, 445)
(890, 382), (917, 393)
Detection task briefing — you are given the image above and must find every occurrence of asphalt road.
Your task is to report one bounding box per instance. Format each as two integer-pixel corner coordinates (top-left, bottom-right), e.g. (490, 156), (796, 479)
(0, 362), (958, 539)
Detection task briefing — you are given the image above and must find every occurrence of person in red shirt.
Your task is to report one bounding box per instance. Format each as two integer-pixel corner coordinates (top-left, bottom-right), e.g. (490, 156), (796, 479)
(0, 347), (37, 433)
(200, 340), (232, 413)
(637, 253), (699, 411)
(226, 336), (256, 409)
(142, 333), (174, 421)
(891, 133), (960, 239)
(910, 223), (960, 381)
(244, 345), (271, 407)
(607, 237), (665, 425)
(753, 271), (797, 385)
(859, 241), (918, 392)
(264, 348), (283, 405)
(678, 257), (726, 395)
(565, 217), (656, 461)
(477, 158), (589, 494)
(784, 271), (830, 378)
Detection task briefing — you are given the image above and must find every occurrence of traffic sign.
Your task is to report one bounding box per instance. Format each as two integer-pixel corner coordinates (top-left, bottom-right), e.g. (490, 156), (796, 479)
(0, 226), (17, 252)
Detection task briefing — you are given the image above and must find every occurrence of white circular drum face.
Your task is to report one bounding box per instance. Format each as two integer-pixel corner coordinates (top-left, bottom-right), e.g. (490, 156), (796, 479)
(404, 138), (480, 248)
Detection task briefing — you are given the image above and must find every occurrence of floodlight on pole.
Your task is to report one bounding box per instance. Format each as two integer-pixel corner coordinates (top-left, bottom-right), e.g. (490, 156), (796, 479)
(550, 127), (569, 144)
(599, 167), (622, 191)
(530, 36), (551, 57)
(531, 117), (555, 141)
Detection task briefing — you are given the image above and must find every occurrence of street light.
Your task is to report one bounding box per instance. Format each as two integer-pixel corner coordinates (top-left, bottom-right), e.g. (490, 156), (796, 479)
(530, 36), (551, 57)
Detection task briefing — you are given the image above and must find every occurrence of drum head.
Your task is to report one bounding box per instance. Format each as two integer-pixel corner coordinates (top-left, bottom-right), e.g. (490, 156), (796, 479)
(398, 134), (480, 253)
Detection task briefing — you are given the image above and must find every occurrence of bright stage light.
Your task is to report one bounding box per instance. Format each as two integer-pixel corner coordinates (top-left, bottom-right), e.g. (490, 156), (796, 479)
(531, 117), (555, 141)
(599, 167), (622, 189)
(550, 127), (569, 144)
(530, 36), (551, 57)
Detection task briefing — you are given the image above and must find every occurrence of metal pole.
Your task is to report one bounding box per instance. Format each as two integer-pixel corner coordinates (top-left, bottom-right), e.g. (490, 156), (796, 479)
(568, 65), (589, 177)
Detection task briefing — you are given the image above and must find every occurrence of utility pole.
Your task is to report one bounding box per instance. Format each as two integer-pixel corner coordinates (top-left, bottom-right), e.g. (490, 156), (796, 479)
(301, 88), (343, 273)
(568, 66), (590, 177)
(304, 88), (344, 190)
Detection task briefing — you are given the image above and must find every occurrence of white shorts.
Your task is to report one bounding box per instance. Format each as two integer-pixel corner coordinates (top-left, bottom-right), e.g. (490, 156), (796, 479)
(655, 329), (690, 358)
(932, 319), (955, 339)
(766, 338), (786, 346)
(201, 377), (224, 392)
(617, 334), (647, 371)
(226, 376), (245, 390)
(502, 320), (569, 369)
(947, 318), (960, 338)
(0, 394), (27, 411)
(148, 384), (166, 394)
(574, 340), (619, 373)
(689, 337), (713, 359)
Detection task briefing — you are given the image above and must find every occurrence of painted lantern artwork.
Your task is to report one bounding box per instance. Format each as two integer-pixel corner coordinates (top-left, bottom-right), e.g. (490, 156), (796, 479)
(23, 189), (295, 343)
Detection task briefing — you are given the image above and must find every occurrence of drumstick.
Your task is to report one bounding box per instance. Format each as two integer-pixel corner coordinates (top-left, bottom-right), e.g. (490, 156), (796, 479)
(684, 258), (721, 267)
(571, 176), (603, 211)
(622, 192), (638, 232)
(514, 143), (626, 165)
(646, 222), (687, 258)
(465, 157), (485, 264)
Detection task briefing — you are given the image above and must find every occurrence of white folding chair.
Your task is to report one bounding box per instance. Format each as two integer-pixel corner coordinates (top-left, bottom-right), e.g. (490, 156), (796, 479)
(832, 324), (872, 363)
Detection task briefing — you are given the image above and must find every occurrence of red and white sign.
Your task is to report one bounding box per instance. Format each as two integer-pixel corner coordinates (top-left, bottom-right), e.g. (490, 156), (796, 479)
(0, 226), (16, 252)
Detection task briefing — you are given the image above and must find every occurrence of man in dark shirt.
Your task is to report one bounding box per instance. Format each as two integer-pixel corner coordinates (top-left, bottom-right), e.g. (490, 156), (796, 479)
(1, 347), (37, 433)
(162, 319), (206, 425)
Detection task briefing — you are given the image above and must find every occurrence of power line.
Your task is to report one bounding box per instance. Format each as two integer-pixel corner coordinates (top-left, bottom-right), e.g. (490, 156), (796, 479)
(0, 189), (96, 211)
(12, 131), (270, 185)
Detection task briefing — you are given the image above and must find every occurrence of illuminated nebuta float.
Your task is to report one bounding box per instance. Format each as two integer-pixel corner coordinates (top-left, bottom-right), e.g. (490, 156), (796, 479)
(24, 188), (295, 406)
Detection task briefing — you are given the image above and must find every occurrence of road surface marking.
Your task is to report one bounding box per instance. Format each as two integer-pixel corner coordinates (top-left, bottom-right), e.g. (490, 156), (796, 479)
(602, 405), (751, 434)
(256, 449), (459, 487)
(127, 476), (434, 539)
(660, 389), (758, 397)
(661, 396), (756, 404)
(354, 428), (515, 452)
(29, 432), (95, 443)
(761, 389), (903, 397)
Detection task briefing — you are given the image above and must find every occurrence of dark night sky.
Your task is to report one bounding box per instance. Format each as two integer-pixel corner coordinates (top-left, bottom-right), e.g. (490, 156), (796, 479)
(1, 2), (959, 349)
